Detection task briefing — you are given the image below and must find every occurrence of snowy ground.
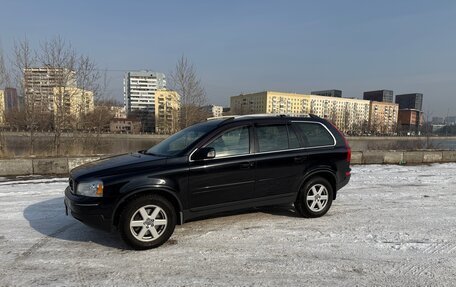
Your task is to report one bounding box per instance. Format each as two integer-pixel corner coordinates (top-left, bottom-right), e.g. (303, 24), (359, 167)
(0, 164), (456, 286)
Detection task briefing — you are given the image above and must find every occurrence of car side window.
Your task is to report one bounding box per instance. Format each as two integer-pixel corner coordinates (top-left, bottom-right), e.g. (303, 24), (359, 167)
(207, 126), (250, 158)
(256, 125), (290, 152)
(293, 122), (335, 147)
(288, 126), (300, 149)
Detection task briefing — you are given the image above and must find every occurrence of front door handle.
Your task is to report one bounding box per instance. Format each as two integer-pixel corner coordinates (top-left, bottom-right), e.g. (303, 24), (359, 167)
(240, 162), (254, 169)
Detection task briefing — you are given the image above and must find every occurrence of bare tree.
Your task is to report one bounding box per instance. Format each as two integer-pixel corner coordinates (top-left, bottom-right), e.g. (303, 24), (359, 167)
(0, 46), (6, 155)
(83, 98), (116, 142)
(343, 105), (351, 134)
(0, 45), (8, 88)
(169, 55), (207, 129)
(38, 37), (77, 154)
(37, 37), (102, 155)
(76, 54), (101, 114)
(11, 37), (44, 155)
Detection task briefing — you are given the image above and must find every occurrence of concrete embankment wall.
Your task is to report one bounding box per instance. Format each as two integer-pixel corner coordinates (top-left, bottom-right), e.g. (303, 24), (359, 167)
(1, 151), (456, 176)
(0, 156), (102, 176)
(350, 150), (456, 165)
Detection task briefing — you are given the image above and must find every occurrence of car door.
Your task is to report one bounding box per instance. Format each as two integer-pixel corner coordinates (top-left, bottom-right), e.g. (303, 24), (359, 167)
(253, 122), (304, 198)
(188, 125), (255, 209)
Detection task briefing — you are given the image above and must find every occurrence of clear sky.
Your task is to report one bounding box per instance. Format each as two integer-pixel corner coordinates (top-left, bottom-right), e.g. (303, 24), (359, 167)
(1, 0), (455, 116)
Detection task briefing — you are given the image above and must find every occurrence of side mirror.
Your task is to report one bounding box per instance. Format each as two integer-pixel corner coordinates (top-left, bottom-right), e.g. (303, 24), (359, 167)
(192, 147), (216, 161)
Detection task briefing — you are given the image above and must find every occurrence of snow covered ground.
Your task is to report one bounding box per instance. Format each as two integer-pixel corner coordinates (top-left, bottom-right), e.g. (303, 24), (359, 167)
(0, 164), (455, 286)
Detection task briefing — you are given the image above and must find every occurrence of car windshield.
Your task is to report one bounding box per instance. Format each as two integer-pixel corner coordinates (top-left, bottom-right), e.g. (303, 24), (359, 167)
(146, 120), (221, 156)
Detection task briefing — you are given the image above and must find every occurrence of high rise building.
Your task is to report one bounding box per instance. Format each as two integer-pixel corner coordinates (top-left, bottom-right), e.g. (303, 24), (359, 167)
(369, 101), (399, 134)
(124, 71), (166, 114)
(363, 90), (394, 103)
(311, 89), (342, 98)
(24, 67), (77, 113)
(124, 71), (166, 132)
(395, 93), (423, 111)
(154, 89), (180, 134)
(230, 91), (371, 133)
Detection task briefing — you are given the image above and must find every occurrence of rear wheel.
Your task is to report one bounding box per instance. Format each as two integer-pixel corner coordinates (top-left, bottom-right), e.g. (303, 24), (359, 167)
(295, 177), (333, 218)
(119, 195), (176, 250)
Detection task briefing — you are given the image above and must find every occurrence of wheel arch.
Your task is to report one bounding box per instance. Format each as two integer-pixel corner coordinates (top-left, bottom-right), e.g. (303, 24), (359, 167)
(299, 169), (337, 200)
(112, 187), (184, 227)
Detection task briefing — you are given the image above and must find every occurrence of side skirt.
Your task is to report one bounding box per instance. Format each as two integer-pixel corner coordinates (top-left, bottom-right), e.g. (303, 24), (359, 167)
(182, 192), (297, 223)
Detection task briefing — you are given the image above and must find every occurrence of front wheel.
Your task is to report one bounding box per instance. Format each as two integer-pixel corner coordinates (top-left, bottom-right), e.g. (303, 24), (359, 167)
(295, 177), (333, 218)
(119, 195), (176, 250)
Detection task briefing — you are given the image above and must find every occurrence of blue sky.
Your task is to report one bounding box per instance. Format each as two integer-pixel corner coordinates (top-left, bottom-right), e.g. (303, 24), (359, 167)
(1, 0), (455, 116)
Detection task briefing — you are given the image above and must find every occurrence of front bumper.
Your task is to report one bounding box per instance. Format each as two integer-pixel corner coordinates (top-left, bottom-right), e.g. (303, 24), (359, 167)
(64, 186), (113, 232)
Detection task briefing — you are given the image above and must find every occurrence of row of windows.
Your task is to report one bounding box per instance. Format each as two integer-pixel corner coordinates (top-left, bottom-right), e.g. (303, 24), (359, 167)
(205, 123), (335, 159)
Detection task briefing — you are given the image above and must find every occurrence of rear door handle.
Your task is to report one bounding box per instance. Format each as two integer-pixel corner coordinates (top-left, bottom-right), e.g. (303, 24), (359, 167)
(294, 156), (307, 163)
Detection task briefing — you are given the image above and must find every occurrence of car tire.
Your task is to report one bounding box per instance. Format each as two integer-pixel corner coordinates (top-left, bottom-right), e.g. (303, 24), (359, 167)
(119, 194), (176, 250)
(295, 177), (333, 218)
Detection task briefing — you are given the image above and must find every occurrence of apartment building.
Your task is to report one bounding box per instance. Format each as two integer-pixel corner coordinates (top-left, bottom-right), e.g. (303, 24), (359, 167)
(369, 101), (399, 134)
(202, 105), (224, 118)
(154, 89), (180, 134)
(230, 91), (371, 132)
(52, 87), (94, 119)
(308, 95), (370, 132)
(0, 90), (4, 124)
(230, 91), (310, 116)
(24, 67), (77, 113)
(398, 109), (423, 134)
(0, 88), (21, 124)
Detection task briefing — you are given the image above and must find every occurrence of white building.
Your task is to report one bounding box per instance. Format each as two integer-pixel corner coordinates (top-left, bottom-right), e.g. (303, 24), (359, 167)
(202, 105), (224, 118)
(123, 71), (166, 114)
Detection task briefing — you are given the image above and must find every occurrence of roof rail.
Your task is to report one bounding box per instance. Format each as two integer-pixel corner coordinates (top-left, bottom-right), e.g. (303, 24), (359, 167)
(206, 113), (311, 121)
(206, 115), (235, 121)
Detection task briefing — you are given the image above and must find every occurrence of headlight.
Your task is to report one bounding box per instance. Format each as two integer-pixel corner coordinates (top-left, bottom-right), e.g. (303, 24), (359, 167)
(76, 180), (103, 197)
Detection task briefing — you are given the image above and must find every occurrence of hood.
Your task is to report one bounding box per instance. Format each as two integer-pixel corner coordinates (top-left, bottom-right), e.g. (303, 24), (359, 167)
(70, 153), (167, 180)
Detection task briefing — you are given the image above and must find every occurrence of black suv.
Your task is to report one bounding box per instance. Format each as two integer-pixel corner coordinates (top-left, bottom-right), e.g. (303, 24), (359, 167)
(64, 114), (351, 249)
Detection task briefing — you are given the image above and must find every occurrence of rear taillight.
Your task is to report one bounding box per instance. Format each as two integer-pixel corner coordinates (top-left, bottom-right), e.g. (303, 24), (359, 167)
(327, 121), (351, 163)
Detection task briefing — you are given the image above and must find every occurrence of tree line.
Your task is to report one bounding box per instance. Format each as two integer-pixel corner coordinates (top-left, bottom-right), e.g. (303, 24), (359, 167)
(0, 36), (208, 156)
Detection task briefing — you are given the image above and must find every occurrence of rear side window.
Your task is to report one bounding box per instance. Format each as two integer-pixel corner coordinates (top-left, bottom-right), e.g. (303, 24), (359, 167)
(256, 125), (299, 152)
(293, 122), (335, 147)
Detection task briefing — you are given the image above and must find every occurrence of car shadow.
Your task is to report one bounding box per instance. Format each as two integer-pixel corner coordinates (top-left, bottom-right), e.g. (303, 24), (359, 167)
(23, 197), (129, 250)
(24, 198), (300, 249)
(257, 204), (300, 218)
